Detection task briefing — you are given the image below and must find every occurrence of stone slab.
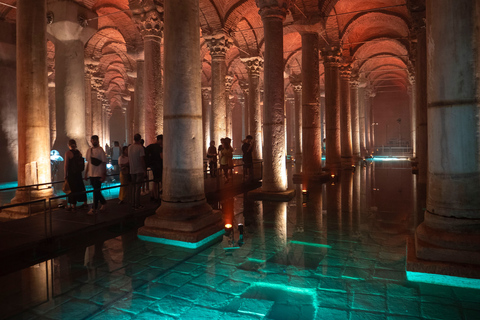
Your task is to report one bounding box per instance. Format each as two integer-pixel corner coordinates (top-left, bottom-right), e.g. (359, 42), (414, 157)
(247, 188), (295, 202)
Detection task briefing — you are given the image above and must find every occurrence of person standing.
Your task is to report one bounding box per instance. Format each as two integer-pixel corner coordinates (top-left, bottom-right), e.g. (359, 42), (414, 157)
(242, 135), (254, 180)
(207, 140), (217, 177)
(111, 141), (121, 174)
(118, 146), (130, 204)
(220, 137), (234, 183)
(146, 135), (163, 201)
(85, 135), (107, 215)
(64, 139), (87, 211)
(128, 133), (146, 209)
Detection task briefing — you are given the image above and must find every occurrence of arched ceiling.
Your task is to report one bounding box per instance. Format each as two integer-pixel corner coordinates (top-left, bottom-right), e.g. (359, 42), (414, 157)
(0, 0), (425, 104)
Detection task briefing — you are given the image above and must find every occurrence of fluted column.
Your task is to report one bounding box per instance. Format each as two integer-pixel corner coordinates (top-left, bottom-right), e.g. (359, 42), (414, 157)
(350, 78), (361, 159)
(289, 75), (302, 161)
(201, 87), (211, 155)
(47, 2), (97, 156)
(205, 33), (231, 147)
(412, 0), (480, 267)
(139, 0), (221, 243)
(302, 33), (322, 175)
(241, 57), (264, 160)
(225, 75), (234, 139)
(10, 0), (53, 212)
(257, 2), (289, 192)
(340, 65), (353, 165)
(321, 47), (342, 173)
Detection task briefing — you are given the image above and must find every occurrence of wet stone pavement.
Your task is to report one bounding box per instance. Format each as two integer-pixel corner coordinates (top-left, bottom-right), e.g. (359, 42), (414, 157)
(2, 161), (480, 320)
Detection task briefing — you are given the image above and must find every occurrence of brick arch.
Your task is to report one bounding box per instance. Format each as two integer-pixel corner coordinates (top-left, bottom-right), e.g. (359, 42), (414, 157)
(199, 0), (224, 34)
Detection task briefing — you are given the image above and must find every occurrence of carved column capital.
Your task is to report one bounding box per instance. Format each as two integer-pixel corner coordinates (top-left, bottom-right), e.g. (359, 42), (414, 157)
(256, 0), (290, 19)
(350, 80), (360, 89)
(91, 76), (103, 91)
(239, 80), (249, 94)
(225, 75), (234, 93)
(289, 73), (302, 92)
(321, 47), (342, 67)
(130, 0), (164, 38)
(241, 56), (264, 77)
(201, 87), (211, 99)
(204, 33), (232, 59)
(339, 65), (352, 80)
(85, 59), (99, 77)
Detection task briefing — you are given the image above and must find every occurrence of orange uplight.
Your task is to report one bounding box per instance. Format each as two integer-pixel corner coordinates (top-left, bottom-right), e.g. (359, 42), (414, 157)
(225, 223), (232, 229)
(302, 189), (307, 194)
(331, 174), (335, 178)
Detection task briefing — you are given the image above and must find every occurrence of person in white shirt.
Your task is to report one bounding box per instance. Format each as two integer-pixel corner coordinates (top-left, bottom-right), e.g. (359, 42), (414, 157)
(128, 133), (146, 209)
(84, 135), (107, 215)
(111, 141), (122, 173)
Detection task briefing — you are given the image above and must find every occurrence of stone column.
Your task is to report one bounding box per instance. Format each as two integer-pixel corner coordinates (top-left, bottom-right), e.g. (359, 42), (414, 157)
(257, 2), (289, 192)
(240, 81), (249, 137)
(85, 60), (98, 141)
(364, 88), (372, 154)
(133, 60), (145, 139)
(205, 33), (231, 147)
(139, 0), (222, 244)
(225, 75), (234, 139)
(289, 75), (302, 161)
(340, 65), (353, 165)
(131, 3), (164, 145)
(48, 76), (56, 149)
(10, 0), (53, 213)
(350, 77), (361, 160)
(414, 19), (428, 185)
(408, 75), (417, 158)
(301, 33), (322, 175)
(91, 78), (103, 139)
(285, 97), (294, 156)
(358, 86), (367, 156)
(413, 0), (480, 267)
(241, 57), (264, 160)
(127, 92), (135, 145)
(321, 47), (342, 173)
(201, 87), (211, 155)
(368, 89), (376, 154)
(47, 1), (97, 156)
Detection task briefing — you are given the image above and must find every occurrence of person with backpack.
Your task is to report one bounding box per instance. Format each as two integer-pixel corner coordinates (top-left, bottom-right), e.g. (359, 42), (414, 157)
(64, 139), (87, 211)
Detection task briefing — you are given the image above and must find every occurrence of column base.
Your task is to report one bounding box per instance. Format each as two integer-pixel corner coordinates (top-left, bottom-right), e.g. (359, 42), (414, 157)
(414, 222), (480, 265)
(138, 200), (224, 244)
(247, 188), (295, 202)
(0, 188), (54, 219)
(292, 172), (331, 185)
(406, 237), (480, 288)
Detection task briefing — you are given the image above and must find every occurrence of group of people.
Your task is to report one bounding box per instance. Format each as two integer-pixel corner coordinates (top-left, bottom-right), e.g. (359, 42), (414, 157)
(206, 135), (254, 183)
(63, 133), (163, 214)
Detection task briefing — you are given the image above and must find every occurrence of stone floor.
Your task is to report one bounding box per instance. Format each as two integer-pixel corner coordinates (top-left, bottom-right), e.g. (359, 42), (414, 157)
(1, 160), (480, 320)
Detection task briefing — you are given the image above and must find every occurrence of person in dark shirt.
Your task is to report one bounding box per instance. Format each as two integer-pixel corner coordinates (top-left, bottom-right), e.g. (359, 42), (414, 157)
(242, 135), (254, 180)
(146, 135), (163, 201)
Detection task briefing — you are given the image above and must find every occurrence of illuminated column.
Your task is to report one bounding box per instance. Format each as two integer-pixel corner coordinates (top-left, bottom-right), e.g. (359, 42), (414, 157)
(225, 75), (234, 139)
(285, 97), (295, 156)
(85, 60), (98, 141)
(289, 76), (302, 160)
(350, 77), (361, 160)
(48, 76), (56, 148)
(47, 2), (97, 156)
(105, 107), (112, 146)
(321, 47), (342, 173)
(358, 86), (367, 156)
(258, 2), (288, 192)
(240, 81), (249, 137)
(408, 75), (417, 158)
(205, 33), (232, 147)
(10, 0), (53, 211)
(201, 88), (211, 155)
(368, 89), (376, 154)
(241, 57), (264, 160)
(91, 78), (103, 139)
(126, 80), (135, 144)
(139, 0), (221, 243)
(134, 60), (145, 138)
(413, 18), (427, 185)
(339, 65), (353, 165)
(413, 0), (480, 266)
(131, 2), (164, 145)
(302, 33), (322, 175)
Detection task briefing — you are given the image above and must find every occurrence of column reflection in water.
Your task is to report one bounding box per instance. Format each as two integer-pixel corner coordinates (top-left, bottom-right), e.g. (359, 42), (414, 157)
(244, 194), (265, 259)
(353, 166), (361, 231)
(326, 179), (342, 235)
(341, 171), (354, 234)
(360, 164), (367, 227)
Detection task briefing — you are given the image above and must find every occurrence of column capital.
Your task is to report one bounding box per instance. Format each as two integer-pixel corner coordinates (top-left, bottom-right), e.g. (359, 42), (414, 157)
(289, 73), (302, 92)
(365, 87), (376, 98)
(204, 33), (232, 59)
(130, 0), (164, 38)
(239, 80), (249, 94)
(339, 65), (352, 80)
(241, 56), (264, 77)
(256, 0), (290, 20)
(225, 75), (234, 92)
(350, 80), (360, 89)
(201, 87), (211, 99)
(321, 47), (342, 67)
(91, 76), (103, 91)
(85, 58), (99, 77)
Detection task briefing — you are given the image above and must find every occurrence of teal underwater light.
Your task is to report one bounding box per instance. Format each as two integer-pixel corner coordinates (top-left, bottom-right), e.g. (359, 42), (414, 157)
(289, 240), (332, 248)
(407, 270), (480, 289)
(138, 229), (224, 249)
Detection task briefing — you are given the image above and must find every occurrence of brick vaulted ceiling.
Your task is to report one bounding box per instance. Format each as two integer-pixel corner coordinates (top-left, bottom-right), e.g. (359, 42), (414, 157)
(0, 0), (425, 107)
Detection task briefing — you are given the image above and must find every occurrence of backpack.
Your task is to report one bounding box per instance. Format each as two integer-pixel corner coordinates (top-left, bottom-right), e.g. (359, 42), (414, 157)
(71, 150), (85, 173)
